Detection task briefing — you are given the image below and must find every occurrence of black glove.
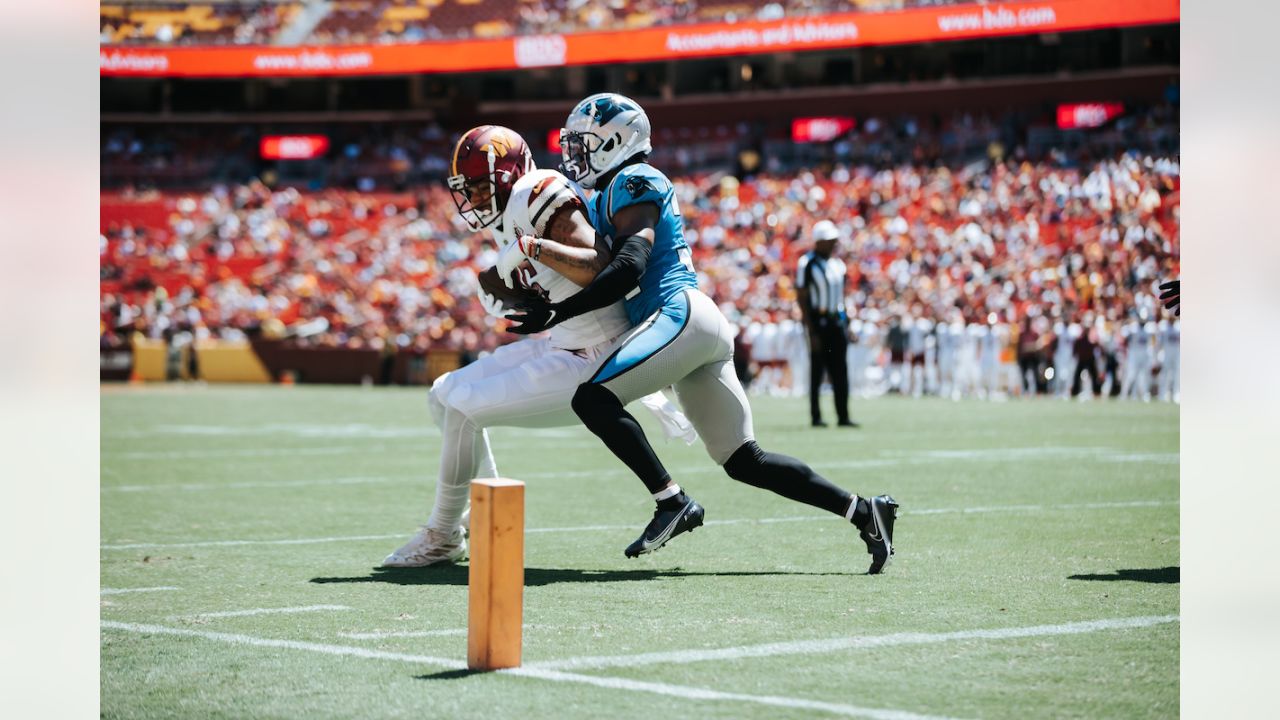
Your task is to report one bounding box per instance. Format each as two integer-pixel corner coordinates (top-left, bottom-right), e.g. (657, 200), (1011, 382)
(1158, 280), (1180, 316)
(506, 298), (565, 335)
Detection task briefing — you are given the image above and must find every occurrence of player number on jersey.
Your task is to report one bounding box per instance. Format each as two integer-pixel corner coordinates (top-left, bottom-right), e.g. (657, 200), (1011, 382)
(678, 247), (694, 273)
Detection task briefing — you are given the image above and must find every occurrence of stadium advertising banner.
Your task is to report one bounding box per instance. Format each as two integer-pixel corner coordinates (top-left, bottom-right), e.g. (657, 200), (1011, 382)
(260, 135), (331, 160)
(792, 117), (857, 143)
(100, 0), (1178, 78)
(1056, 102), (1126, 129)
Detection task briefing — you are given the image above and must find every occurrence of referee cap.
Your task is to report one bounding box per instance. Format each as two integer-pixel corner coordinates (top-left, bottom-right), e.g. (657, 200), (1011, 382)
(812, 220), (840, 242)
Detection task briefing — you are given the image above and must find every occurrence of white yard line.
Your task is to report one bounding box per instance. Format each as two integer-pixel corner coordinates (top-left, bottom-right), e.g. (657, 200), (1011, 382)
(909, 499), (1176, 515)
(100, 615), (1181, 719)
(102, 444), (1177, 466)
(101, 620), (463, 669)
(133, 423), (434, 439)
(338, 628), (470, 639)
(338, 624), (565, 640)
(526, 615), (1180, 671)
(100, 586), (180, 595)
(173, 605), (352, 620)
(103, 477), (398, 493)
(100, 620), (959, 719)
(101, 534), (406, 550)
(100, 499), (1178, 551)
(507, 668), (959, 720)
(103, 445), (391, 461)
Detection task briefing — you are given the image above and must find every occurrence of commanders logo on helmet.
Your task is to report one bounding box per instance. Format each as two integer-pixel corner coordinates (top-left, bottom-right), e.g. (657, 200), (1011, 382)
(448, 125), (534, 231)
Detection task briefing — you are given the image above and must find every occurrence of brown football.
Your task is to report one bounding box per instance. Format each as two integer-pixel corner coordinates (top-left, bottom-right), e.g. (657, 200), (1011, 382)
(477, 265), (540, 308)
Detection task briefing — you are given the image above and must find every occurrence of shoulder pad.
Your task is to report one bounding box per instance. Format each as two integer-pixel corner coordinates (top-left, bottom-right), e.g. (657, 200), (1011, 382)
(605, 164), (670, 220)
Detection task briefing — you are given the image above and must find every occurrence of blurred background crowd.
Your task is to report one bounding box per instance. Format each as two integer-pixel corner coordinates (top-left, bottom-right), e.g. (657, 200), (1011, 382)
(100, 0), (1178, 399)
(101, 0), (985, 46)
(101, 103), (1179, 400)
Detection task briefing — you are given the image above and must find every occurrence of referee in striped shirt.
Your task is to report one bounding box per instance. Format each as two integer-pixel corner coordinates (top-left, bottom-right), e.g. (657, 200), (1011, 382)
(796, 220), (859, 428)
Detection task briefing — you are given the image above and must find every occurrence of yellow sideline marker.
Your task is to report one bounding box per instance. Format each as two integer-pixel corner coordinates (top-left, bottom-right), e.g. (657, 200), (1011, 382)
(467, 478), (525, 670)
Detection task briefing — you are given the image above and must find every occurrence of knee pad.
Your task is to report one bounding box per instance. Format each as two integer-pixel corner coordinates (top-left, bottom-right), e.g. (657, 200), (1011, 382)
(571, 383), (621, 425)
(428, 373), (453, 427)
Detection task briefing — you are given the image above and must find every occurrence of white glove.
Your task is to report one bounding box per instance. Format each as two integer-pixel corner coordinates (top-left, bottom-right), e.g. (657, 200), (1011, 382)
(476, 285), (512, 319)
(495, 235), (539, 288)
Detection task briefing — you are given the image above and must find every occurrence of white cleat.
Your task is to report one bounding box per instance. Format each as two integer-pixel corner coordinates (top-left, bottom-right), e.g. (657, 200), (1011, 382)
(381, 526), (467, 568)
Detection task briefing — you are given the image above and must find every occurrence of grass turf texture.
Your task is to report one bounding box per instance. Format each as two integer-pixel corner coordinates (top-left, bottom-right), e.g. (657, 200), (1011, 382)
(101, 385), (1178, 719)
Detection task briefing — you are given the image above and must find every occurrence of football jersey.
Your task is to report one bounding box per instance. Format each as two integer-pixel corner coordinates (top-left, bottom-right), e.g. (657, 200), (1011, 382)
(498, 169), (631, 349)
(591, 163), (698, 325)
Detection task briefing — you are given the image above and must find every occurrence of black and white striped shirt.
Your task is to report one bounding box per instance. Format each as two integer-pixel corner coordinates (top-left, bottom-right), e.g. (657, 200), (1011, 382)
(796, 251), (848, 318)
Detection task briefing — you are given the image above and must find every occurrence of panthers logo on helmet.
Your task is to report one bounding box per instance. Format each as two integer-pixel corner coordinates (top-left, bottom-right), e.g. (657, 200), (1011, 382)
(623, 175), (656, 200)
(580, 95), (635, 125)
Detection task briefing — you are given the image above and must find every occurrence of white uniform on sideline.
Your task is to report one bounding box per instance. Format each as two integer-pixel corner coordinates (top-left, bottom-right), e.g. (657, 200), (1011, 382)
(857, 315), (882, 396)
(1120, 316), (1155, 401)
(385, 169), (695, 567)
(957, 323), (984, 398)
(847, 318), (864, 395)
(980, 322), (1003, 398)
(780, 318), (808, 397)
(936, 320), (961, 399)
(1157, 318), (1180, 402)
(1052, 321), (1076, 399)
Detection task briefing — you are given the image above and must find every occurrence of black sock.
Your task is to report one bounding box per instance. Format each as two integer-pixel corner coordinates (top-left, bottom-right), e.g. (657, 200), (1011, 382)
(656, 491), (689, 512)
(723, 441), (854, 517)
(571, 383), (672, 496)
(848, 496), (870, 529)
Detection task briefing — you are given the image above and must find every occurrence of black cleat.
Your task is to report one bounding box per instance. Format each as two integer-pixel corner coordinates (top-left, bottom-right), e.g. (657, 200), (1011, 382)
(859, 495), (898, 574)
(624, 498), (705, 558)
(811, 420), (829, 428)
(837, 420), (861, 428)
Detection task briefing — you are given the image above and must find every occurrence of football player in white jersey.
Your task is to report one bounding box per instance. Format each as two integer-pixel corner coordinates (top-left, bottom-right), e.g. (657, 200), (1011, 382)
(935, 309), (962, 400)
(1052, 317), (1077, 399)
(1157, 316), (1180, 403)
(980, 316), (1004, 399)
(383, 125), (694, 567)
(854, 308), (883, 397)
(958, 320), (984, 399)
(1120, 309), (1156, 401)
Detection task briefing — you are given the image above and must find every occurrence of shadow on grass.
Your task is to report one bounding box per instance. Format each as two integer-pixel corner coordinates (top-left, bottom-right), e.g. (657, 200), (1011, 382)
(1068, 566), (1180, 584)
(414, 668), (488, 681)
(311, 566), (854, 587)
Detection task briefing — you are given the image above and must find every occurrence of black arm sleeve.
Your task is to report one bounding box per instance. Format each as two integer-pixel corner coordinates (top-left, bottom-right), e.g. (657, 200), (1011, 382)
(551, 234), (652, 322)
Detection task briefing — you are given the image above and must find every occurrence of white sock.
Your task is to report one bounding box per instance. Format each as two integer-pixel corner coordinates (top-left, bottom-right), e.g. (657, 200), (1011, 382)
(652, 484), (682, 502)
(426, 405), (482, 532)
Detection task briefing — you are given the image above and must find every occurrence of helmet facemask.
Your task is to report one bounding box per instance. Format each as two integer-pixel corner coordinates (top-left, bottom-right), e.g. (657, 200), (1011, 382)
(559, 129), (607, 188)
(447, 149), (502, 231)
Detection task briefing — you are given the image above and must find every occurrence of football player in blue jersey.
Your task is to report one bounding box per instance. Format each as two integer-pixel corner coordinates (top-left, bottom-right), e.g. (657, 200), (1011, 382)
(504, 93), (899, 573)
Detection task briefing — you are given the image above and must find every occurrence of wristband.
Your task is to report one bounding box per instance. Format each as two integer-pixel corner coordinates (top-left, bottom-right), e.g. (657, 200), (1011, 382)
(519, 235), (541, 261)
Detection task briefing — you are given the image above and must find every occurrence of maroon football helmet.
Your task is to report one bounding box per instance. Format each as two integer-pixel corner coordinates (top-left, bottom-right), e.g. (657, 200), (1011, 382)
(447, 125), (534, 231)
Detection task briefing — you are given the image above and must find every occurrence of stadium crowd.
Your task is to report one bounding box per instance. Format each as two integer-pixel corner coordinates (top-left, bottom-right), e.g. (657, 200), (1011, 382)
(101, 109), (1180, 399)
(101, 0), (999, 46)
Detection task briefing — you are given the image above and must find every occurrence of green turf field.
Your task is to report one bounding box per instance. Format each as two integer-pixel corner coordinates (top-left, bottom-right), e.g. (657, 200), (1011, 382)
(101, 385), (1178, 719)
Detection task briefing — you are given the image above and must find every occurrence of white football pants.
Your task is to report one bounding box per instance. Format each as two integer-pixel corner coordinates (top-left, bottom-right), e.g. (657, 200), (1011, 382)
(425, 336), (695, 532)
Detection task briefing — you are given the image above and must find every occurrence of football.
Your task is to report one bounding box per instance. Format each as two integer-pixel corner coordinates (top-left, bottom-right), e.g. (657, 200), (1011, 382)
(477, 265), (540, 308)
